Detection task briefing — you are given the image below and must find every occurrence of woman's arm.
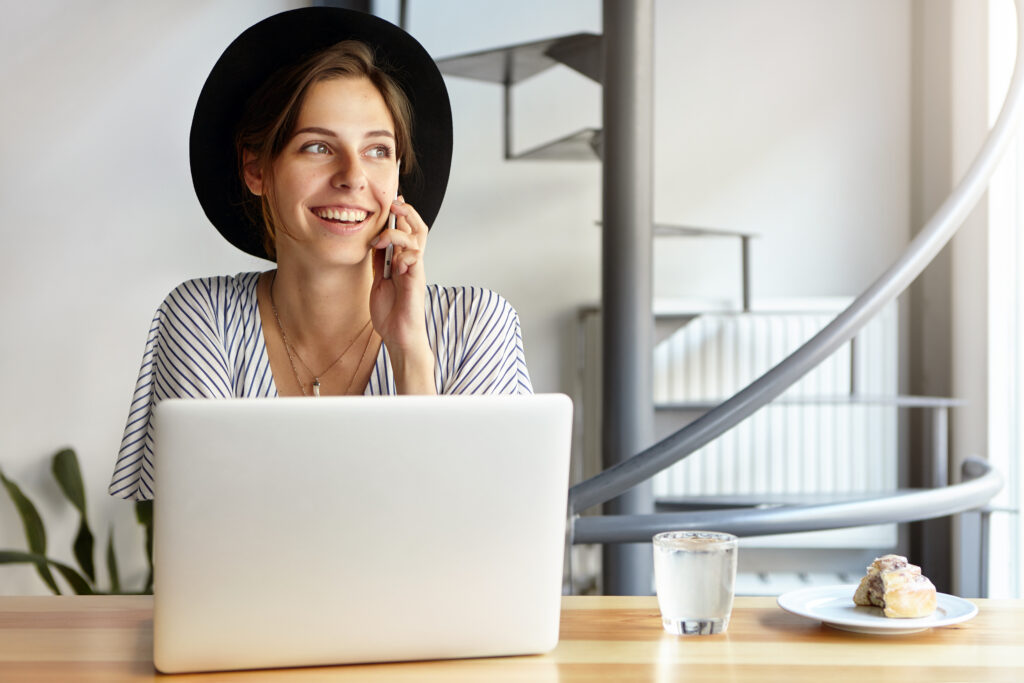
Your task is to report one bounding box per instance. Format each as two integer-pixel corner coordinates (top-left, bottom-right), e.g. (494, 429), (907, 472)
(429, 286), (533, 396)
(370, 198), (435, 394)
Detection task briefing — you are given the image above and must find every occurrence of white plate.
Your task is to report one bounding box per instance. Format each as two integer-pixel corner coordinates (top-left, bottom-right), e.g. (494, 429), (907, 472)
(776, 584), (978, 635)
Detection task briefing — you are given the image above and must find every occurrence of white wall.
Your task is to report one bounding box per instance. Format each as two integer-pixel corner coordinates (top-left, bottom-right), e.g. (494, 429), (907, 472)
(0, 0), (912, 594)
(383, 0), (604, 393)
(0, 0), (302, 595)
(651, 0), (911, 304)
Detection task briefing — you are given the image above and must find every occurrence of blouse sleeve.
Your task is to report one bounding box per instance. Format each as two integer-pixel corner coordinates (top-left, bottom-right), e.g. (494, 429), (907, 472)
(431, 286), (533, 395)
(108, 279), (234, 501)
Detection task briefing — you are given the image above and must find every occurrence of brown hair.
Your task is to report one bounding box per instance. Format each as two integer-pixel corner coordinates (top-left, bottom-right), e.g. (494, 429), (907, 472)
(235, 40), (415, 260)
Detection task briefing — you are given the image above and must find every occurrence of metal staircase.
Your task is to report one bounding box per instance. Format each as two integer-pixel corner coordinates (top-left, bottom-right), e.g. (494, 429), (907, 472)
(435, 0), (1024, 595)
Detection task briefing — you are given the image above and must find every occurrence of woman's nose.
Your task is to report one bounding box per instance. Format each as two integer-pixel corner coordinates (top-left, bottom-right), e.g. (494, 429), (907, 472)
(331, 151), (366, 190)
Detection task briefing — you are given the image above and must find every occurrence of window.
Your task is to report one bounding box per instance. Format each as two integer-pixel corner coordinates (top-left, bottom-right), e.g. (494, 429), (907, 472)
(985, 0), (1021, 599)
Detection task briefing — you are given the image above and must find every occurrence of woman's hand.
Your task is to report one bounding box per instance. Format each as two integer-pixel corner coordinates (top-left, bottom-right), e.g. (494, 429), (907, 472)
(370, 197), (436, 394)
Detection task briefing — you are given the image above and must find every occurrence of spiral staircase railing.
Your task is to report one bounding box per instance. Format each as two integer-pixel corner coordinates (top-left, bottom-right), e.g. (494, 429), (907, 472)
(566, 0), (1023, 523)
(437, 0), (1024, 593)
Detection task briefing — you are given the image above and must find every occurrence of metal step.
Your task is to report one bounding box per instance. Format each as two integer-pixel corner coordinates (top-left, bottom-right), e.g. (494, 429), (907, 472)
(435, 32), (601, 85)
(436, 33), (602, 160)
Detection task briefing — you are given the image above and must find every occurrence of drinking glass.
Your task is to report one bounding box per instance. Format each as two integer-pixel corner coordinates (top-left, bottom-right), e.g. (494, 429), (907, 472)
(652, 530), (738, 635)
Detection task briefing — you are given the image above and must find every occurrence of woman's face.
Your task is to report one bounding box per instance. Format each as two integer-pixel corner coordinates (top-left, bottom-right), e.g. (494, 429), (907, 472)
(263, 76), (400, 266)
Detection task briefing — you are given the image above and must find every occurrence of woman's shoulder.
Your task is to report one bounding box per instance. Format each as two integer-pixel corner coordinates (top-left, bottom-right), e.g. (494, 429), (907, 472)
(166, 271), (262, 296)
(425, 284), (518, 315)
(160, 271), (262, 308)
(153, 272), (263, 335)
(424, 284), (523, 343)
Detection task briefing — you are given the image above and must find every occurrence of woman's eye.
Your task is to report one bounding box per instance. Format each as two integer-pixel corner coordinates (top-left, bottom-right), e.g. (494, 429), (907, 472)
(301, 142), (330, 155)
(367, 144), (393, 160)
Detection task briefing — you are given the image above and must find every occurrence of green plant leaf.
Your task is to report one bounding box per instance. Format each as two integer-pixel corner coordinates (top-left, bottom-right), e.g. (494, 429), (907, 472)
(135, 500), (154, 594)
(106, 527), (121, 594)
(51, 562), (95, 595)
(135, 499), (153, 526)
(73, 520), (96, 584)
(50, 448), (96, 583)
(0, 550), (92, 594)
(51, 448), (87, 516)
(0, 470), (60, 594)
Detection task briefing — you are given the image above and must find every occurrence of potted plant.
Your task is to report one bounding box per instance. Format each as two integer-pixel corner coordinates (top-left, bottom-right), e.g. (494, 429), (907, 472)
(0, 448), (152, 594)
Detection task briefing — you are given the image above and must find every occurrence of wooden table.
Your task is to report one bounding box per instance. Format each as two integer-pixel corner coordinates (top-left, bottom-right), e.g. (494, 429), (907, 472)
(1, 595), (1022, 681)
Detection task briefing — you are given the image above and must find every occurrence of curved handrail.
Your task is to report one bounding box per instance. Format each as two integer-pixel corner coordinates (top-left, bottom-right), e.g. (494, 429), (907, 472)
(572, 457), (1002, 543)
(568, 0), (1024, 515)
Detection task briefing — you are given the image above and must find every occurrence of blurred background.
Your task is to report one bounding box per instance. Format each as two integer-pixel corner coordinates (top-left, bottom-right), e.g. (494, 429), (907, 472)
(0, 0), (1019, 598)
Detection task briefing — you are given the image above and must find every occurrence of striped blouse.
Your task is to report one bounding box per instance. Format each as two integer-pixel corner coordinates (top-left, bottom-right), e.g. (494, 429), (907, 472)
(109, 271), (533, 501)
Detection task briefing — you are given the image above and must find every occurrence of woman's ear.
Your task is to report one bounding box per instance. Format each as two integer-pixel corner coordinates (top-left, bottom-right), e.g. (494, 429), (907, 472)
(242, 149), (264, 195)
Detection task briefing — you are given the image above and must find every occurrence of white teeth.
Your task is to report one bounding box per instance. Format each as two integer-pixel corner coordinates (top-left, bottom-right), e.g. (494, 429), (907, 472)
(316, 208), (367, 223)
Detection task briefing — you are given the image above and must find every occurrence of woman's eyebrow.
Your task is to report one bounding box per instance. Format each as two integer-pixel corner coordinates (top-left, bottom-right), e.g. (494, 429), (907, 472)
(293, 126), (337, 138)
(292, 126), (395, 140)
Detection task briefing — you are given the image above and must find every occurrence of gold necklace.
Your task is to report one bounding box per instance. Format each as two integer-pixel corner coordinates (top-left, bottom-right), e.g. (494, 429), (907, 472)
(345, 327), (377, 396)
(268, 273), (371, 397)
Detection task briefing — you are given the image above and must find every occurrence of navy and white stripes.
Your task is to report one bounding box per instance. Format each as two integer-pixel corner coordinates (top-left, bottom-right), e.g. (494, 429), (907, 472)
(109, 271), (533, 501)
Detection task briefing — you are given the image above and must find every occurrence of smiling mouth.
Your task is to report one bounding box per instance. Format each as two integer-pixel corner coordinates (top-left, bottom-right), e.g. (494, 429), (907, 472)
(312, 207), (370, 224)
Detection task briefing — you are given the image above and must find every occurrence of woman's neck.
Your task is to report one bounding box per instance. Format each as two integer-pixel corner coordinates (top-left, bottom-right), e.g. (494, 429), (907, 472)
(269, 259), (373, 351)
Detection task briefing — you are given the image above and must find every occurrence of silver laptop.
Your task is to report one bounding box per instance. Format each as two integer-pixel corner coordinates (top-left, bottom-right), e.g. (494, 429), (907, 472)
(152, 394), (572, 674)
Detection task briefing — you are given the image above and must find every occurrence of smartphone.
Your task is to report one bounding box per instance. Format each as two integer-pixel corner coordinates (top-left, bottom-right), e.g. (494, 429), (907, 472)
(383, 161), (401, 279)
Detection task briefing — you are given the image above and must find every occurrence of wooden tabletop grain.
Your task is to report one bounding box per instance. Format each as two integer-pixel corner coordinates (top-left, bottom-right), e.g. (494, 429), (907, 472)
(1, 594), (1021, 681)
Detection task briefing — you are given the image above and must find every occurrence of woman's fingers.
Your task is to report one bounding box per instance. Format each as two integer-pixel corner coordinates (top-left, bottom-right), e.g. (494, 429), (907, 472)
(390, 247), (422, 276)
(388, 197), (427, 243)
(376, 238), (420, 276)
(373, 199), (427, 254)
(373, 227), (420, 251)
(370, 199), (427, 281)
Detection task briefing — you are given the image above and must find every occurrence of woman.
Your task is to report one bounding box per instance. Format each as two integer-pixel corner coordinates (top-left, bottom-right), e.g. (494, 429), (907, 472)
(109, 8), (532, 501)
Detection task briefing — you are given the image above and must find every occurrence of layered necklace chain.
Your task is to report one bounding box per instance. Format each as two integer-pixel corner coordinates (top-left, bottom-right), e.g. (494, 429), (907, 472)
(268, 273), (373, 397)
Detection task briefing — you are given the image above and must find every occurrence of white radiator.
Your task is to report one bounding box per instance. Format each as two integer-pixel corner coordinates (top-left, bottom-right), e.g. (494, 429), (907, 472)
(576, 299), (900, 549)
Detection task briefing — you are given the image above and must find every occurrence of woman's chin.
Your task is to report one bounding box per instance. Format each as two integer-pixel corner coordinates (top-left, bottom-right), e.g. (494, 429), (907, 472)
(275, 240), (374, 270)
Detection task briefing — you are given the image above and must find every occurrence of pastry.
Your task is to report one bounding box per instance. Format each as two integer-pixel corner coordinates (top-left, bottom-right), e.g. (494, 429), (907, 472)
(852, 554), (937, 618)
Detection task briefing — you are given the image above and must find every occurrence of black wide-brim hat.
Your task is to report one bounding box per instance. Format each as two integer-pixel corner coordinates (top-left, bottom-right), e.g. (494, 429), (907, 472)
(190, 7), (452, 260)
